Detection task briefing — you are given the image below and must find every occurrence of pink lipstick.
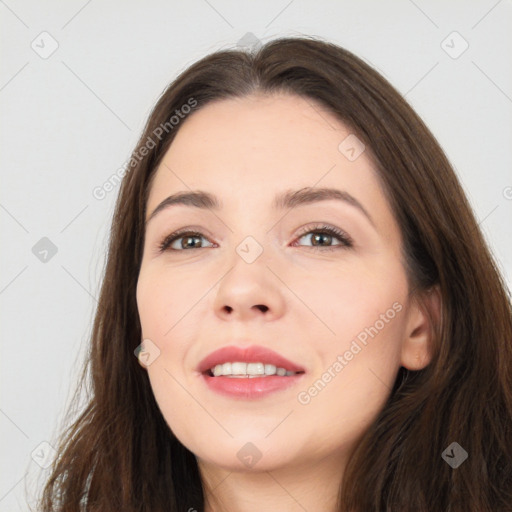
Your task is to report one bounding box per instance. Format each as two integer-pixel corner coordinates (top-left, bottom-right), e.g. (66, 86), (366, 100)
(197, 344), (306, 399)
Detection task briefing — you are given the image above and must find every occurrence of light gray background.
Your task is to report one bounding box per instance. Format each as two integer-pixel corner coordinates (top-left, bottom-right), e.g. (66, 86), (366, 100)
(1, 1), (511, 510)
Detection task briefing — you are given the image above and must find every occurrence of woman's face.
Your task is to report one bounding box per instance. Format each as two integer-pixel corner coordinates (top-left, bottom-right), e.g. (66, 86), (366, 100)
(136, 93), (428, 475)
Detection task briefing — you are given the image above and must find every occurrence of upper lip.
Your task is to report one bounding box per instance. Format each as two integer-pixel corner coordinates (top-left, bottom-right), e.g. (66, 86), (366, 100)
(197, 344), (306, 374)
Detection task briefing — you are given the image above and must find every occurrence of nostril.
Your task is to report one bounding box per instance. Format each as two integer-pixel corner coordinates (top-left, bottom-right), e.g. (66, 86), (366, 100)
(255, 305), (269, 313)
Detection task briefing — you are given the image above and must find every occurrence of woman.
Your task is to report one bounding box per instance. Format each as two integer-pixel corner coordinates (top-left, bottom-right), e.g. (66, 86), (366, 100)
(38, 36), (512, 511)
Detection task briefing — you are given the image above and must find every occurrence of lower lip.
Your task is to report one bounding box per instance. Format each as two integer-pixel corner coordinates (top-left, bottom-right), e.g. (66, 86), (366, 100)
(201, 372), (306, 399)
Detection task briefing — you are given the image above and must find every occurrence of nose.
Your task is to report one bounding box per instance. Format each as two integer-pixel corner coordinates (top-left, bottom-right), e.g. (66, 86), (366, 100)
(213, 255), (286, 322)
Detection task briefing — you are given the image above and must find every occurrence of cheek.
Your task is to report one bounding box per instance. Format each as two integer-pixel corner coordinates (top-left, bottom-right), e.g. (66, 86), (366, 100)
(136, 268), (199, 430)
(136, 264), (201, 337)
(136, 273), (166, 337)
(296, 299), (406, 439)
(295, 257), (407, 339)
(295, 258), (408, 404)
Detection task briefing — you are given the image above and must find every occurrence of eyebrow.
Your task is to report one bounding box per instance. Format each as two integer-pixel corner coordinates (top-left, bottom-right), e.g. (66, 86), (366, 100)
(145, 187), (375, 228)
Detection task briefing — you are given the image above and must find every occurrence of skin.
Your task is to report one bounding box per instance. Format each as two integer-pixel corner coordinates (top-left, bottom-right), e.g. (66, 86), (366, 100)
(136, 93), (438, 512)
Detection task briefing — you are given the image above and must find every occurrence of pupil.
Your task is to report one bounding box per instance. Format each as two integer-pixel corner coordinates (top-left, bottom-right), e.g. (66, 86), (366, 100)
(184, 236), (201, 248)
(313, 233), (331, 246)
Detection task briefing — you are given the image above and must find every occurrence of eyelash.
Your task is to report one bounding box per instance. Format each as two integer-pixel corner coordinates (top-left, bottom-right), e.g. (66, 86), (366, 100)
(292, 224), (353, 252)
(157, 223), (353, 253)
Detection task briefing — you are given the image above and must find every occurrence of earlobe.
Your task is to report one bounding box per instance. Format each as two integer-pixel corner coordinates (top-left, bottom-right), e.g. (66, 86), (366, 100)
(400, 285), (442, 371)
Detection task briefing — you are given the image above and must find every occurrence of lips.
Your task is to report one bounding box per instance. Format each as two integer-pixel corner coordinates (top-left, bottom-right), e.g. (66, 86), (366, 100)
(197, 344), (306, 375)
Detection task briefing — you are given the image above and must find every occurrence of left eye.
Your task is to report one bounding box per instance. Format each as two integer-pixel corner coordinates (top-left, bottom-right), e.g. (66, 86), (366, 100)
(293, 225), (353, 251)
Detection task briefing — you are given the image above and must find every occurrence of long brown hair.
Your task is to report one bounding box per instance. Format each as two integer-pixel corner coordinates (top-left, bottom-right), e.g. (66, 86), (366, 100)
(37, 35), (512, 511)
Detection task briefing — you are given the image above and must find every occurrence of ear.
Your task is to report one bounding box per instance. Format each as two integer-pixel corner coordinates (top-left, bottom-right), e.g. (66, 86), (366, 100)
(400, 285), (441, 371)
(136, 340), (149, 370)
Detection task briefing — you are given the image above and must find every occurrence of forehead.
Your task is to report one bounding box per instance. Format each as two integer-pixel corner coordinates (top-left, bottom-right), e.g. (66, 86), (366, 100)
(145, 94), (394, 235)
(163, 94), (359, 170)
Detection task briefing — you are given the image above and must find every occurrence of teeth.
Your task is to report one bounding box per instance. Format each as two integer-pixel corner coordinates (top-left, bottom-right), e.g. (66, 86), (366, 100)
(264, 364), (276, 375)
(210, 362), (299, 377)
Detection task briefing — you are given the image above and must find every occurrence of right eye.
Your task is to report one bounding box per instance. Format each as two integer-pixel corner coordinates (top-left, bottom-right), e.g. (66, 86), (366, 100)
(158, 229), (215, 252)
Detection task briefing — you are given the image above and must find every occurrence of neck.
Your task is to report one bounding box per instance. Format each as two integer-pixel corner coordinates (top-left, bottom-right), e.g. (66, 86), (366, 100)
(198, 451), (345, 512)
